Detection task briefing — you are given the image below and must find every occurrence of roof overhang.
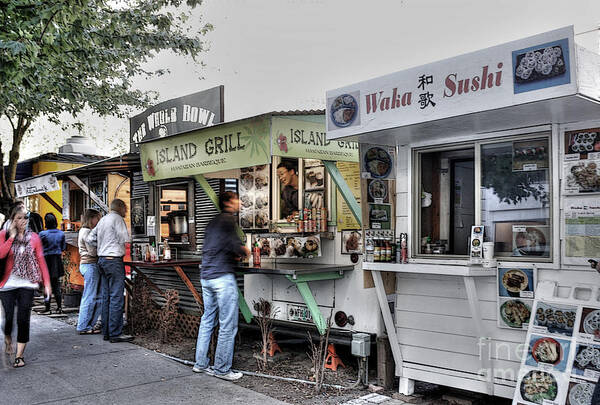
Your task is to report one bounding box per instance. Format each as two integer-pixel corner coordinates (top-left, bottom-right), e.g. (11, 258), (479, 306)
(54, 153), (141, 179)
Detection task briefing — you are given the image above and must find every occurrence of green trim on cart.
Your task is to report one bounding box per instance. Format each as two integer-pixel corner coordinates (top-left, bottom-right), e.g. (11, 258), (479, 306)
(293, 281), (327, 335)
(284, 272), (344, 283)
(193, 174), (220, 211)
(237, 286), (254, 323)
(322, 160), (362, 227)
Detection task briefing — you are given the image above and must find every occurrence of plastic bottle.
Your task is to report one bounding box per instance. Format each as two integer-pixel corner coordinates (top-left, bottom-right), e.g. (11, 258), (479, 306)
(144, 244), (151, 262)
(150, 242), (157, 262)
(163, 239), (171, 261)
(373, 237), (381, 262)
(365, 234), (374, 263)
(253, 242), (261, 267)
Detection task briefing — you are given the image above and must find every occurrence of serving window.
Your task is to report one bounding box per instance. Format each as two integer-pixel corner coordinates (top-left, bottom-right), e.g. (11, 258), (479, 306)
(414, 133), (552, 261)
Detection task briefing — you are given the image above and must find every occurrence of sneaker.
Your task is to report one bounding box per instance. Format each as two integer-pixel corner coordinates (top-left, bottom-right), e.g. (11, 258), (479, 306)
(109, 335), (134, 343)
(214, 371), (243, 381)
(192, 366), (215, 375)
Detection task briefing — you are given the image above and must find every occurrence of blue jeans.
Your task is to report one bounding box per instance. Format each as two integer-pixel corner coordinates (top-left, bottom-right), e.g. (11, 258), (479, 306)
(194, 273), (239, 375)
(76, 263), (102, 332)
(97, 257), (125, 338)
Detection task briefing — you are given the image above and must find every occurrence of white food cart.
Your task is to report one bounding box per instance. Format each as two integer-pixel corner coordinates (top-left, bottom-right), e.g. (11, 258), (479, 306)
(325, 26), (600, 398)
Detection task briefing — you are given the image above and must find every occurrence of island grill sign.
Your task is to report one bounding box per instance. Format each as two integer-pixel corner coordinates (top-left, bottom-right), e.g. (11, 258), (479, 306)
(139, 116), (271, 181)
(129, 86), (224, 152)
(15, 174), (60, 198)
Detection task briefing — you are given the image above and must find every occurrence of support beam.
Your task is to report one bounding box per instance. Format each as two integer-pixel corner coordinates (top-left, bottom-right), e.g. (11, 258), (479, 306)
(68, 175), (109, 213)
(193, 174), (220, 212)
(237, 288), (253, 324)
(372, 270), (404, 376)
(293, 281), (327, 335)
(173, 265), (204, 311)
(463, 276), (494, 395)
(40, 192), (62, 212)
(322, 160), (361, 227)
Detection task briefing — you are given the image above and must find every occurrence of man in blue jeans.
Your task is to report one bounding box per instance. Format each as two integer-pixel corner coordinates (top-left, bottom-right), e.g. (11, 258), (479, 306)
(194, 191), (249, 381)
(87, 199), (133, 343)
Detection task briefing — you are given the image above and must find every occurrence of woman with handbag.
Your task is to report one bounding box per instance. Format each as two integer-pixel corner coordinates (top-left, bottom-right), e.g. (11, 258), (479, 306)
(0, 206), (51, 367)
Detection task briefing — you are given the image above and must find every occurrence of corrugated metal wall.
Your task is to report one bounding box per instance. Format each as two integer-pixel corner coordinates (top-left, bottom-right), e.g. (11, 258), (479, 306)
(194, 178), (220, 252)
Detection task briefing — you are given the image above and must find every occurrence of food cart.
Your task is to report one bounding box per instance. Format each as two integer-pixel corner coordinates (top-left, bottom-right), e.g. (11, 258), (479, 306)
(131, 111), (387, 341)
(325, 26), (600, 399)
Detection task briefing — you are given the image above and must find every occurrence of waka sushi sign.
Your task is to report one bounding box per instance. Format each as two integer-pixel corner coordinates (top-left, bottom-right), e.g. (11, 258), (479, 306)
(326, 26), (576, 140)
(271, 116), (359, 162)
(139, 116), (270, 181)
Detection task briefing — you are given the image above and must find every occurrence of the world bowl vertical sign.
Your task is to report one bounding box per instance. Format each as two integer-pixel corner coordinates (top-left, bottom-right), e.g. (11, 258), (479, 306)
(139, 116), (270, 181)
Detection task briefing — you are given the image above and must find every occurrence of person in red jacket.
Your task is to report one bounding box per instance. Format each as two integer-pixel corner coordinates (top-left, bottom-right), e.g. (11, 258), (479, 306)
(0, 206), (51, 368)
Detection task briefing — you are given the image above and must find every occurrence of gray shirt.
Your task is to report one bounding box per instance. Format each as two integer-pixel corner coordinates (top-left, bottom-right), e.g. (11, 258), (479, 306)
(86, 211), (130, 257)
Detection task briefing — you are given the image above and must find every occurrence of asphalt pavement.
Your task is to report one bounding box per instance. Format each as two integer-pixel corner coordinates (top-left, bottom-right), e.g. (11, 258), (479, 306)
(0, 313), (289, 405)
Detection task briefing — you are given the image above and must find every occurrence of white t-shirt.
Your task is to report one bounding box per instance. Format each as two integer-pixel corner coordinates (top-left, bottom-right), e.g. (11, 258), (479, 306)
(0, 273), (39, 290)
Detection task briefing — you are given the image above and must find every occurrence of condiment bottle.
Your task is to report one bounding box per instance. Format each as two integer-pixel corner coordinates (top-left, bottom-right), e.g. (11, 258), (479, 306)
(373, 237), (381, 262)
(253, 242), (261, 267)
(163, 239), (171, 260)
(150, 242), (157, 262)
(144, 244), (151, 262)
(365, 233), (374, 262)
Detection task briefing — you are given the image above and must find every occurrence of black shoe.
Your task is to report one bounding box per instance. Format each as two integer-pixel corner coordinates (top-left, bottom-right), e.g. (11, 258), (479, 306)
(103, 336), (109, 341)
(109, 335), (134, 343)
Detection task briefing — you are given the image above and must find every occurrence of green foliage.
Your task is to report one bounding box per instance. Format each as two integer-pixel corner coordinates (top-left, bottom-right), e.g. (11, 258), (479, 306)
(0, 0), (212, 197)
(482, 151), (549, 206)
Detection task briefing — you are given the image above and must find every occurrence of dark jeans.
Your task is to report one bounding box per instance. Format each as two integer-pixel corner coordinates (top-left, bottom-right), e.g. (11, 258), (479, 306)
(593, 380), (600, 405)
(45, 276), (62, 311)
(97, 257), (125, 338)
(0, 288), (34, 343)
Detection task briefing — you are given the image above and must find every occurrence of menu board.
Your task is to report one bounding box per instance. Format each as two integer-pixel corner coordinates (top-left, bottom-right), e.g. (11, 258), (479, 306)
(513, 298), (600, 405)
(563, 159), (600, 195)
(255, 234), (321, 258)
(239, 165), (270, 230)
(497, 267), (536, 330)
(360, 144), (395, 180)
(336, 161), (361, 230)
(564, 197), (600, 258)
(564, 128), (600, 161)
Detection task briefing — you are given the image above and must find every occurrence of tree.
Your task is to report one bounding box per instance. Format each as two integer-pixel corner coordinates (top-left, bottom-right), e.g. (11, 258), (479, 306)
(0, 0), (212, 201)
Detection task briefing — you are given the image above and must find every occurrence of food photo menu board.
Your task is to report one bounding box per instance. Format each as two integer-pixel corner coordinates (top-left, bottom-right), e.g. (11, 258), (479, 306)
(239, 165), (270, 230)
(513, 298), (600, 405)
(497, 267), (536, 330)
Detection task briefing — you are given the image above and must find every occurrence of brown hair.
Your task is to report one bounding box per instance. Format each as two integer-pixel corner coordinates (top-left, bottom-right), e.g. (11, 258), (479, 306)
(82, 209), (101, 228)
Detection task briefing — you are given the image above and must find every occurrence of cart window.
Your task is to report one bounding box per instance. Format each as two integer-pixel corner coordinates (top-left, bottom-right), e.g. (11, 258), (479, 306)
(159, 183), (189, 243)
(481, 137), (551, 258)
(418, 147), (475, 256)
(70, 189), (85, 222)
(276, 158), (300, 220)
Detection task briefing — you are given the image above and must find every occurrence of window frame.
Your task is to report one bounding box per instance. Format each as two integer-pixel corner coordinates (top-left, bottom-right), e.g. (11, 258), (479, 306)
(411, 131), (554, 263)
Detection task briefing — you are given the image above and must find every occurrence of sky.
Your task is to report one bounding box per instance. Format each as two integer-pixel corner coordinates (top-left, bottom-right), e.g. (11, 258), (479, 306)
(6, 0), (600, 160)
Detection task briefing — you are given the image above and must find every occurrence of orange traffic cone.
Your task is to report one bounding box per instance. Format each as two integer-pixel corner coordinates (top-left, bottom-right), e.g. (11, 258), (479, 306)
(324, 343), (345, 371)
(261, 332), (282, 357)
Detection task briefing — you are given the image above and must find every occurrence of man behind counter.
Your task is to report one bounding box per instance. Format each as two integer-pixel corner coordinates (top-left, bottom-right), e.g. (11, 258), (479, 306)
(276, 160), (299, 219)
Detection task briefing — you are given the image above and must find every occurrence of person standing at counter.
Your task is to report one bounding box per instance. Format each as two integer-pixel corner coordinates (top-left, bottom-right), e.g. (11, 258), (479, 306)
(39, 213), (66, 315)
(276, 160), (299, 219)
(77, 209), (102, 334)
(193, 191), (249, 381)
(0, 206), (51, 367)
(86, 199), (133, 343)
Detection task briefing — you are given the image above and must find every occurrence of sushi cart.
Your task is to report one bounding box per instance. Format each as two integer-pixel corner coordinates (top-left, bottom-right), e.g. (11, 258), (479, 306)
(133, 111), (387, 340)
(325, 26), (600, 401)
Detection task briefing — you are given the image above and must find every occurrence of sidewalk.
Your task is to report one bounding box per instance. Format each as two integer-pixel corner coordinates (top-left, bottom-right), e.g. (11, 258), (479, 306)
(0, 313), (289, 405)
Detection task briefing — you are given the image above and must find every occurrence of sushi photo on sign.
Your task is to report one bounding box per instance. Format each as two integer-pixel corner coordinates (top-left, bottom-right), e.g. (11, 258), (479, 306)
(327, 92), (360, 130)
(512, 38), (571, 94)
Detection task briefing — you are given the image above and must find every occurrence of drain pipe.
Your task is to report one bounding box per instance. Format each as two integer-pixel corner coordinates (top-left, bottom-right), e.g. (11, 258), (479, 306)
(156, 352), (357, 390)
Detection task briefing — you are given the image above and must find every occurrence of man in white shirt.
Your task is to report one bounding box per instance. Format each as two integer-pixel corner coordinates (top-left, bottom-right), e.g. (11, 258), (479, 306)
(86, 199), (133, 343)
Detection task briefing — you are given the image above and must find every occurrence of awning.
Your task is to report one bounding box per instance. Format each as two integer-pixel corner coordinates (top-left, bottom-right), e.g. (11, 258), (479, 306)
(54, 153), (141, 179)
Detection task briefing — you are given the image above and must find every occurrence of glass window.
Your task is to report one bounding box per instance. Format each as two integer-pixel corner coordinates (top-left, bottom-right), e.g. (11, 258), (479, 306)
(418, 147), (475, 255)
(276, 158), (300, 220)
(481, 136), (551, 259)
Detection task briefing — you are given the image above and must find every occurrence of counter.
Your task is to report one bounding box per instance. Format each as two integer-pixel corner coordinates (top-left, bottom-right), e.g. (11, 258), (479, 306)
(125, 259), (353, 334)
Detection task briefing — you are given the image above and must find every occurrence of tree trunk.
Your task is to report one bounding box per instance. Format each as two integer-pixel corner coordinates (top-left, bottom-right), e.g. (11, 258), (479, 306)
(0, 140), (11, 200)
(7, 114), (31, 198)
